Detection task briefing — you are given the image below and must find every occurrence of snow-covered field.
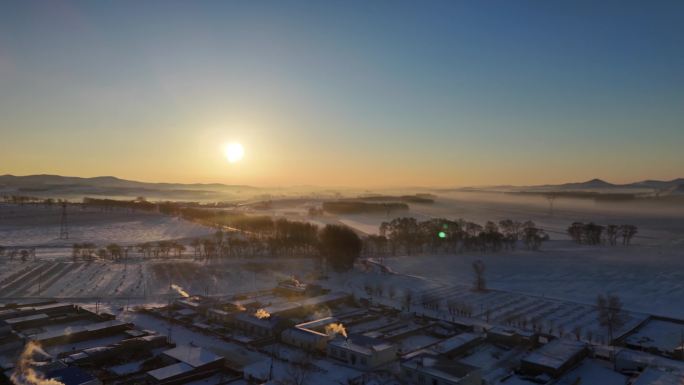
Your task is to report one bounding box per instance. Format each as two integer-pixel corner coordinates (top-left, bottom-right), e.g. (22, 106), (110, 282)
(381, 242), (684, 319)
(2, 193), (683, 324)
(320, 193), (684, 319)
(0, 258), (318, 300)
(0, 204), (212, 248)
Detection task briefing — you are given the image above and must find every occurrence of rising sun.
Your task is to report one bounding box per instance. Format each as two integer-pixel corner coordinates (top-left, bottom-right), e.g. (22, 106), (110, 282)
(224, 142), (244, 163)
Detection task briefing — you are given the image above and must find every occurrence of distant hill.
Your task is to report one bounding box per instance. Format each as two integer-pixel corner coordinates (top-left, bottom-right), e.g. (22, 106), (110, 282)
(0, 174), (254, 190)
(0, 174), (259, 201)
(452, 178), (684, 199)
(519, 178), (684, 193)
(554, 178), (617, 190)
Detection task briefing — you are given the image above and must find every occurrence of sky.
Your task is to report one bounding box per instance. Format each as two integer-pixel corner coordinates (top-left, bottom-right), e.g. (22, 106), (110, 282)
(1, 0), (683, 188)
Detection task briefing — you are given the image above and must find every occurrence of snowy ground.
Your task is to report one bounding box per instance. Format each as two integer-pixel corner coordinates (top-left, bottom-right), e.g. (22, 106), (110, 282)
(0, 204), (212, 249)
(333, 268), (648, 344)
(2, 193), (683, 322)
(0, 257), (318, 301)
(380, 241), (684, 319)
(329, 193), (684, 320)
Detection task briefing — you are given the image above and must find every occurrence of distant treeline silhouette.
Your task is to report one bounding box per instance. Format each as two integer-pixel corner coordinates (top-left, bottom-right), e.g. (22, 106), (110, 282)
(363, 217), (549, 256)
(67, 222), (361, 272)
(322, 201), (409, 214)
(1, 195), (67, 206)
(509, 190), (637, 201)
(567, 222), (638, 246)
(345, 194), (435, 203)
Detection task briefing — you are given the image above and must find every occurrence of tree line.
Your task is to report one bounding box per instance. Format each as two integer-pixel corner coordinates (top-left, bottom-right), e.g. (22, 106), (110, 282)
(68, 222), (362, 272)
(567, 222), (638, 246)
(363, 217), (549, 256)
(1, 195), (68, 206)
(0, 246), (36, 261)
(321, 201), (409, 215)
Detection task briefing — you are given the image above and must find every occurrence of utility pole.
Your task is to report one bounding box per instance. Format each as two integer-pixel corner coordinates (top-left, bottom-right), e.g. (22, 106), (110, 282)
(37, 266), (42, 296)
(546, 193), (557, 216)
(59, 202), (69, 239)
(167, 283), (173, 344)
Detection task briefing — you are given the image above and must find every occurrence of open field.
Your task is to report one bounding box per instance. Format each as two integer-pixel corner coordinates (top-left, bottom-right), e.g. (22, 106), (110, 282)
(0, 204), (212, 248)
(0, 258), (317, 301)
(1, 192), (683, 321)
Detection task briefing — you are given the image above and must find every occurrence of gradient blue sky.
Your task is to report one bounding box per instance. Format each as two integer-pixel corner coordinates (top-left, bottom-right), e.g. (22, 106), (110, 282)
(1, 1), (682, 187)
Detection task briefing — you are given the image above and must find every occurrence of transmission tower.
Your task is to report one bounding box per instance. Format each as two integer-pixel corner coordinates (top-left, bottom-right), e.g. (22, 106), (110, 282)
(546, 193), (557, 216)
(59, 202), (69, 239)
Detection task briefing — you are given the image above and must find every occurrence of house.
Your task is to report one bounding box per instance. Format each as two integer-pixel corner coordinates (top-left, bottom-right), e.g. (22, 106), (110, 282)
(147, 345), (224, 383)
(623, 317), (684, 359)
(31, 319), (131, 346)
(275, 277), (308, 296)
(207, 308), (231, 324)
(327, 334), (398, 370)
(232, 313), (286, 338)
(486, 326), (534, 346)
(521, 338), (587, 377)
(632, 367), (684, 385)
(46, 367), (102, 385)
(281, 317), (338, 352)
(613, 348), (684, 373)
(401, 353), (481, 385)
(430, 333), (482, 358)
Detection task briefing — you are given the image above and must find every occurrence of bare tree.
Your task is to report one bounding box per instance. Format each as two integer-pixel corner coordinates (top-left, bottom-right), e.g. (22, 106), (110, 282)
(620, 225), (638, 246)
(403, 289), (413, 311)
(190, 238), (201, 258)
(283, 353), (312, 385)
(604, 225), (620, 246)
(597, 293), (626, 343)
(472, 260), (487, 291)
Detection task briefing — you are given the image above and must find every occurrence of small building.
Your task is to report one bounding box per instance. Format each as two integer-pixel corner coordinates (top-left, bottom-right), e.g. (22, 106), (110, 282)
(327, 334), (398, 370)
(147, 362), (195, 383)
(0, 303), (75, 321)
(401, 353), (481, 385)
(46, 367), (102, 385)
(174, 296), (216, 315)
(207, 309), (231, 324)
(4, 313), (50, 329)
(613, 348), (684, 373)
(32, 319), (131, 346)
(430, 333), (482, 358)
(521, 338), (587, 378)
(281, 317), (339, 352)
(282, 327), (330, 352)
(232, 313), (286, 338)
(624, 317), (684, 359)
(147, 345), (224, 383)
(275, 277), (308, 296)
(632, 366), (684, 385)
(486, 326), (534, 346)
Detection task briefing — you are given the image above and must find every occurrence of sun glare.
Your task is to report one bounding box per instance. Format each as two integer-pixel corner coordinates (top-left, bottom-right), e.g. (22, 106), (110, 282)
(224, 142), (244, 163)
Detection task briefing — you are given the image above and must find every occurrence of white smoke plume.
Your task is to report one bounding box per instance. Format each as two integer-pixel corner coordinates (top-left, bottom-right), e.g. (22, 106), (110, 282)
(171, 284), (190, 298)
(254, 308), (271, 319)
(11, 341), (65, 385)
(325, 323), (348, 338)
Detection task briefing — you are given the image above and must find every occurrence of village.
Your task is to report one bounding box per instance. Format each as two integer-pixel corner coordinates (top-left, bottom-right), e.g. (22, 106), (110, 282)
(2, 271), (684, 385)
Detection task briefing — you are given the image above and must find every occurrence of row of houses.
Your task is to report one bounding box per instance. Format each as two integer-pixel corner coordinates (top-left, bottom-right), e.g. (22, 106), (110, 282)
(4, 277), (684, 385)
(0, 300), (239, 385)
